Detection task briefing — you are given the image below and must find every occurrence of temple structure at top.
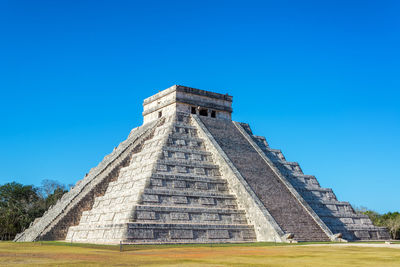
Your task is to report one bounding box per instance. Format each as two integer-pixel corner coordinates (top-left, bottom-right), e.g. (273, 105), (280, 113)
(143, 85), (233, 123)
(15, 85), (390, 244)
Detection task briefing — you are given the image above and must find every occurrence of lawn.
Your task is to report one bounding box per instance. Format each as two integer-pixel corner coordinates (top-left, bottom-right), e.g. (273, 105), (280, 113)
(0, 241), (399, 266)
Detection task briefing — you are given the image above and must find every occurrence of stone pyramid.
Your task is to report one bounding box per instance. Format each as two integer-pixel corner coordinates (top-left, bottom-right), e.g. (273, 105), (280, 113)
(15, 85), (389, 244)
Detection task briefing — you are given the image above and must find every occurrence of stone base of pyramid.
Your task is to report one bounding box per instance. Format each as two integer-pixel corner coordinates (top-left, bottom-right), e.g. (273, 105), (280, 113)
(66, 222), (256, 244)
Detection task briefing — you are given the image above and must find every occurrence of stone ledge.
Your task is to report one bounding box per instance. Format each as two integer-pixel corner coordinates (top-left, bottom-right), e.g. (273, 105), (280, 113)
(134, 205), (246, 214)
(143, 189), (236, 198)
(157, 159), (218, 169)
(150, 173), (224, 182)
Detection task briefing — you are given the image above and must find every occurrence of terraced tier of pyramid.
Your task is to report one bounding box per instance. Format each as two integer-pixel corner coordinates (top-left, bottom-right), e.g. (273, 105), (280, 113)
(15, 85), (389, 244)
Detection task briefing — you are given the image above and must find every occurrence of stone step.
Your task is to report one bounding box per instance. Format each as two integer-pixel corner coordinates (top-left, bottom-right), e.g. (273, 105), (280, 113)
(350, 229), (391, 240)
(332, 228), (391, 240)
(150, 173), (224, 182)
(296, 187), (332, 193)
(133, 205), (247, 224)
(317, 211), (369, 218)
(335, 225), (388, 231)
(168, 133), (203, 141)
(161, 146), (212, 156)
(310, 205), (354, 215)
(134, 205), (246, 214)
(166, 135), (204, 148)
(143, 188), (235, 198)
(126, 145), (159, 156)
(308, 199), (351, 206)
(153, 128), (172, 138)
(288, 174), (320, 184)
(149, 177), (228, 192)
(301, 194), (337, 202)
(142, 136), (167, 148)
(277, 167), (303, 175)
(155, 126), (198, 140)
(290, 180), (321, 188)
(125, 222), (256, 243)
(172, 125), (198, 135)
(264, 149), (285, 161)
(161, 150), (212, 162)
(140, 189), (238, 209)
(79, 210), (132, 225)
(154, 121), (196, 130)
(157, 159), (219, 169)
(81, 206), (132, 218)
(273, 160), (301, 169)
(105, 173), (150, 189)
(322, 217), (374, 227)
(80, 205), (248, 226)
(155, 161), (220, 177)
(156, 122), (196, 131)
(118, 160), (154, 173)
(130, 150), (162, 163)
(289, 174), (318, 180)
(93, 189), (142, 204)
(172, 122), (197, 130)
(297, 189), (336, 199)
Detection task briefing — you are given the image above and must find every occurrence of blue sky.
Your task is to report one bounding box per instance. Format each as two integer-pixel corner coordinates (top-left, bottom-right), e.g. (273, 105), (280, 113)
(0, 0), (399, 213)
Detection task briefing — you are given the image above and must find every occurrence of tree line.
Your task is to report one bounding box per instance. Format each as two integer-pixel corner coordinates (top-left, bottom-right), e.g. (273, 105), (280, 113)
(0, 180), (68, 240)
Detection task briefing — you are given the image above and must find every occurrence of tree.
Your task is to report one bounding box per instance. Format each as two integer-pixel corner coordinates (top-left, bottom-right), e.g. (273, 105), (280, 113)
(0, 182), (40, 240)
(381, 212), (400, 239)
(0, 180), (68, 240)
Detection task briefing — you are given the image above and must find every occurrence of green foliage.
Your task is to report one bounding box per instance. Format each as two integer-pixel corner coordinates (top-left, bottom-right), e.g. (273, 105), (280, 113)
(359, 209), (400, 239)
(0, 180), (68, 240)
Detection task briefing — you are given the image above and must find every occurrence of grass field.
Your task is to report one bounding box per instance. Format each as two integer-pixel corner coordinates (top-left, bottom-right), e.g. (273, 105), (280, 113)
(1, 241), (399, 266)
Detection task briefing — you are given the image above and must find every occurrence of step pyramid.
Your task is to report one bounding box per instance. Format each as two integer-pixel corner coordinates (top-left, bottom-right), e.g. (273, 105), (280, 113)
(15, 85), (389, 244)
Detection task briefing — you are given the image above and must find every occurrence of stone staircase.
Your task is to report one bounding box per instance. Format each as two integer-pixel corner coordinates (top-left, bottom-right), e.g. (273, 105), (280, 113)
(66, 114), (256, 244)
(240, 123), (390, 241)
(125, 114), (256, 243)
(199, 116), (331, 242)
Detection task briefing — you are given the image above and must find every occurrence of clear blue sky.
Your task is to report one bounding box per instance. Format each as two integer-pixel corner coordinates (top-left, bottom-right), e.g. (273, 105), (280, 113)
(1, 0), (399, 213)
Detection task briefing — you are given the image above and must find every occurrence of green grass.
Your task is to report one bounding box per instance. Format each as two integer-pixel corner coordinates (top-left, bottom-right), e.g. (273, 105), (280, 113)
(0, 241), (399, 266)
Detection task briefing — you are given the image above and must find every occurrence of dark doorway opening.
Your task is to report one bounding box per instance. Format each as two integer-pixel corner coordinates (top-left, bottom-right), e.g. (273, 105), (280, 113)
(211, 110), (216, 118)
(199, 109), (208, 116)
(191, 107), (197, 114)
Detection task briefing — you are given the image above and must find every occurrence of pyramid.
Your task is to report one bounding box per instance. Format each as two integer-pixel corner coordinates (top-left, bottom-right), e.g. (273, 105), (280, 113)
(15, 85), (389, 244)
